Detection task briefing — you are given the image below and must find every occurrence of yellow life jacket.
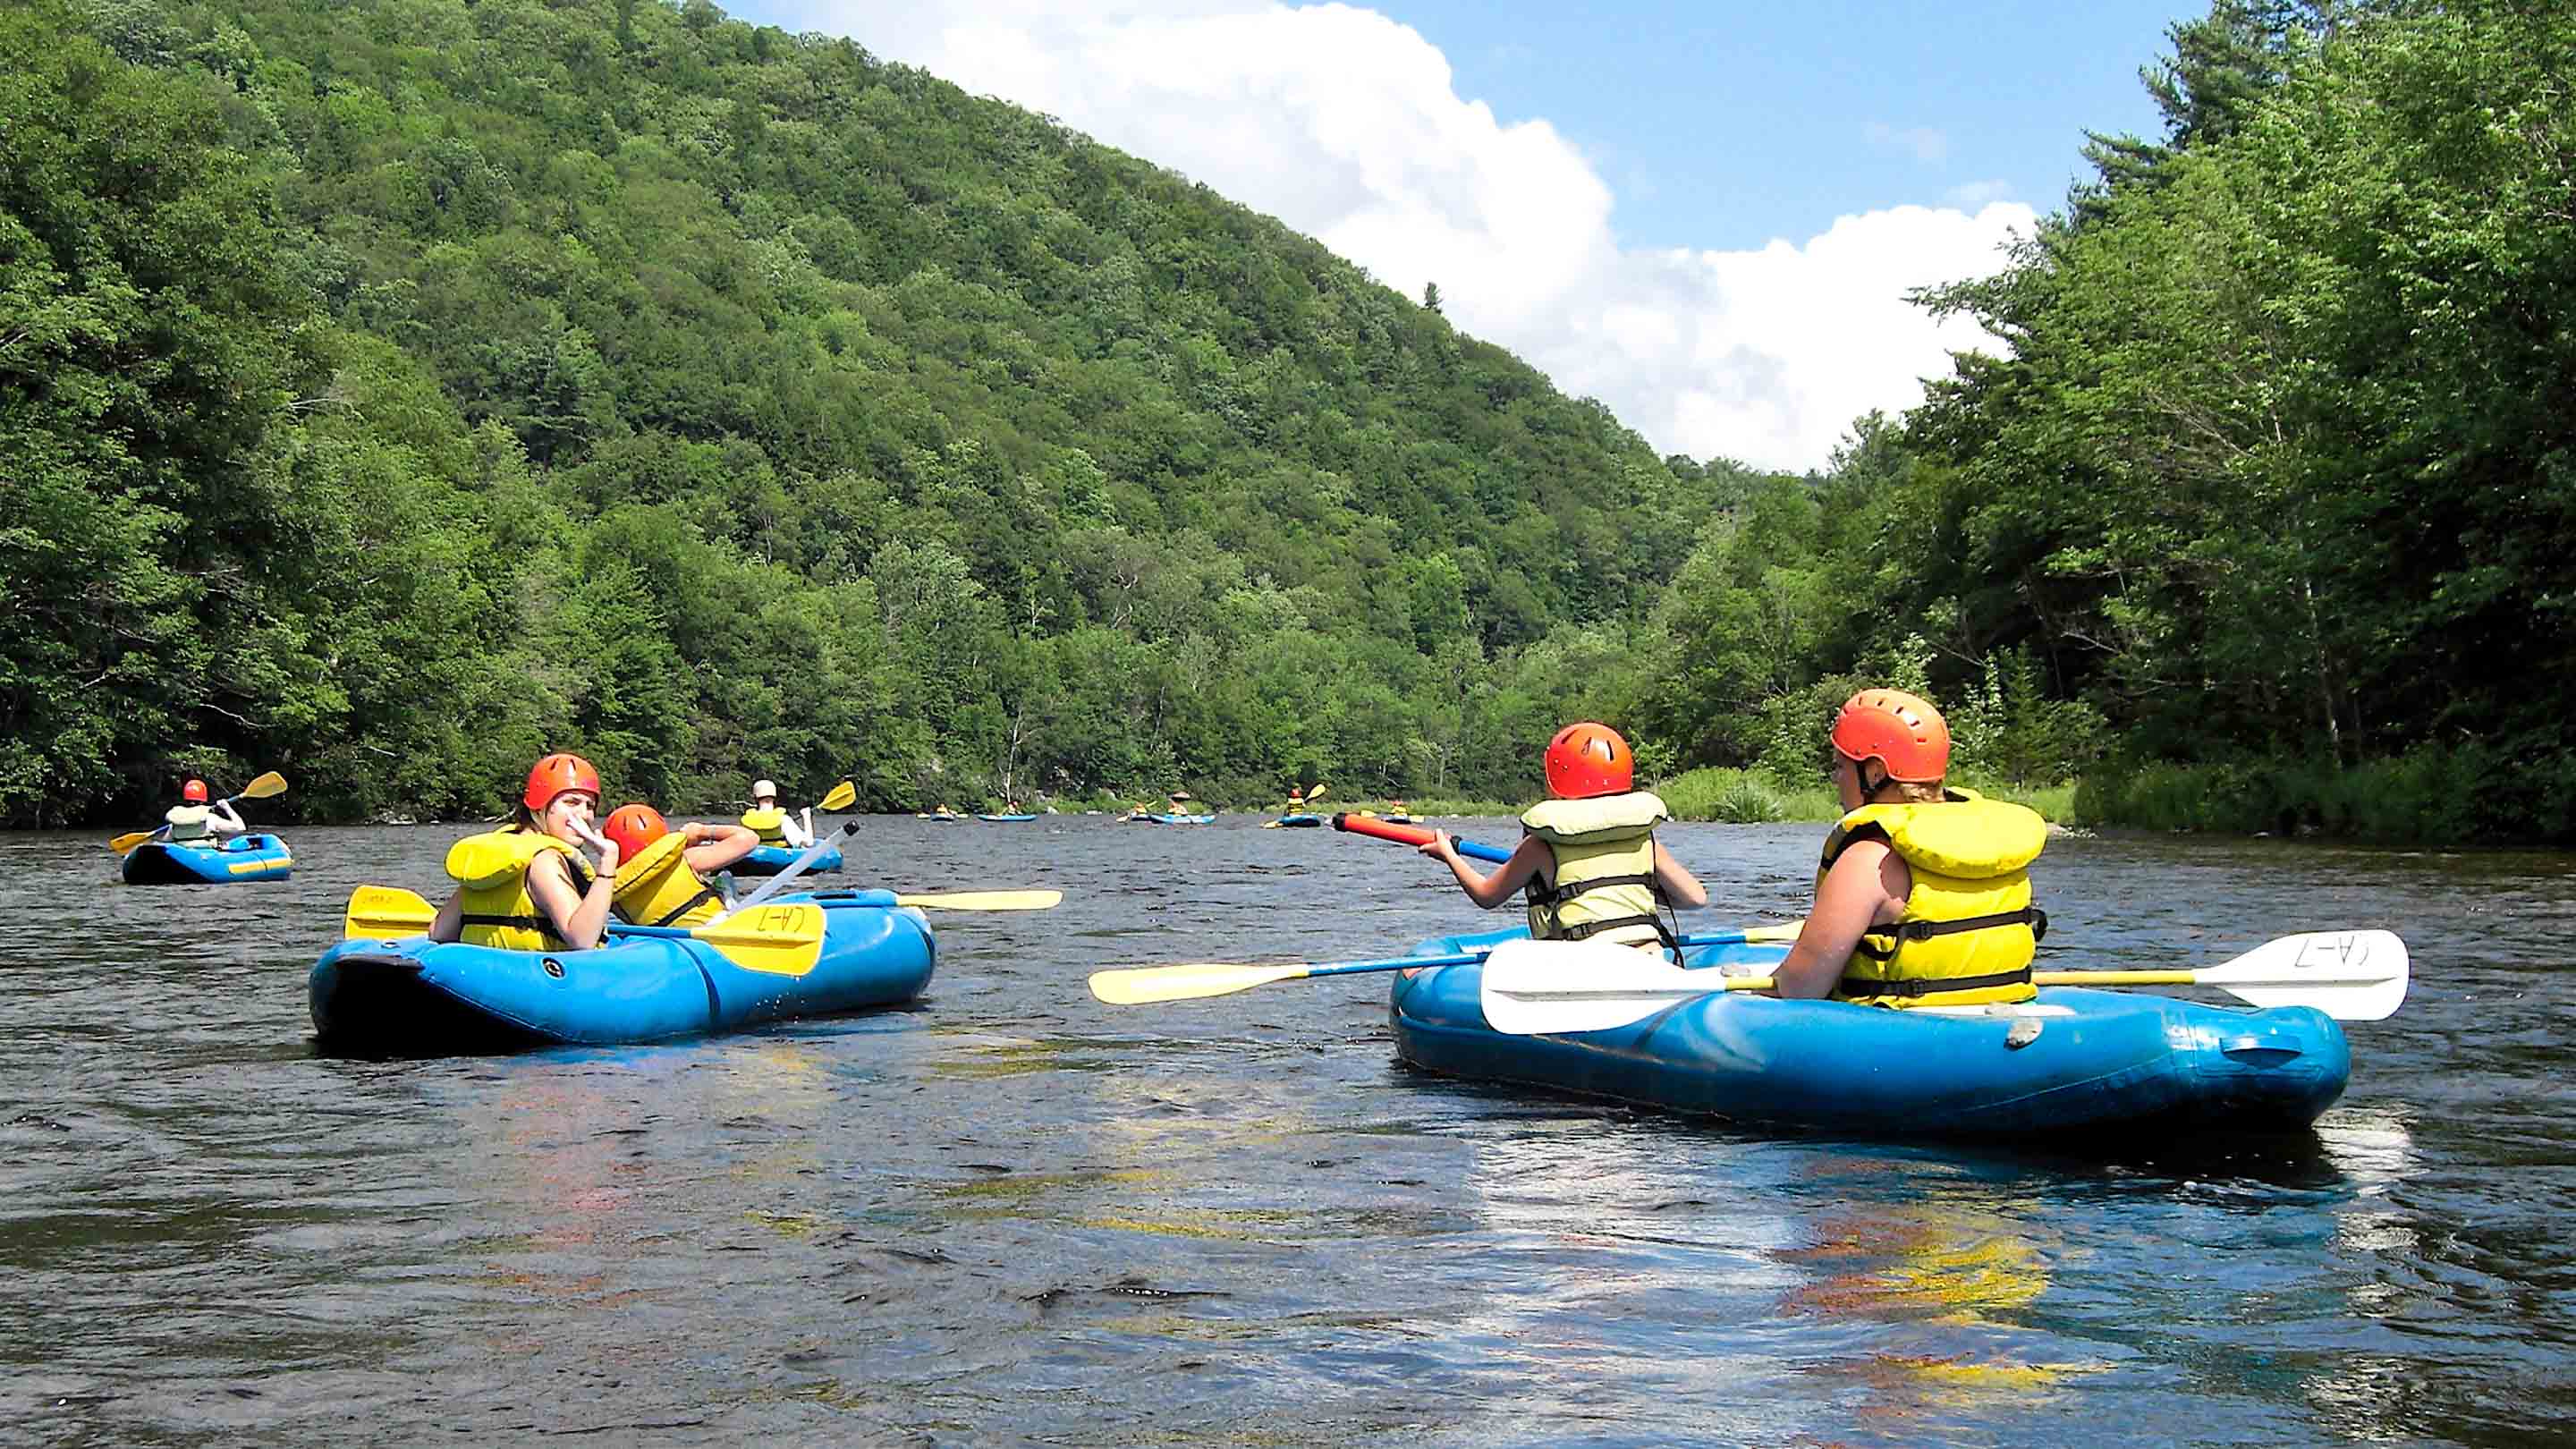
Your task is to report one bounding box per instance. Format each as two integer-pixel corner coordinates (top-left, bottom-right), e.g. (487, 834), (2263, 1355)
(609, 833), (725, 929)
(164, 803), (214, 841)
(741, 807), (788, 843)
(444, 827), (594, 951)
(1818, 789), (2048, 1007)
(1520, 791), (1675, 951)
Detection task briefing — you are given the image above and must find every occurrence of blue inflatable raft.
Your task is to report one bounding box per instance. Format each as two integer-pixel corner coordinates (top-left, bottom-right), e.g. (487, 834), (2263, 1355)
(1267, 813), (1325, 828)
(309, 889), (933, 1054)
(121, 834), (293, 886)
(1390, 928), (2350, 1138)
(729, 843), (844, 877)
(977, 813), (1038, 822)
(1127, 812), (1216, 825)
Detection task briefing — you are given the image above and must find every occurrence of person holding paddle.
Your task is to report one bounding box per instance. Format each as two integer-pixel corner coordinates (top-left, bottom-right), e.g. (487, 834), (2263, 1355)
(162, 778), (247, 843)
(742, 779), (815, 850)
(599, 804), (758, 928)
(1767, 689), (2047, 1006)
(428, 753), (623, 952)
(1417, 722), (1707, 952)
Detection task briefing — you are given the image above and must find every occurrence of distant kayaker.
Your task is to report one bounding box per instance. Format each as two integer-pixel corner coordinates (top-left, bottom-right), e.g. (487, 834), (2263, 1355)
(1416, 722), (1707, 951)
(163, 777), (246, 843)
(599, 804), (758, 928)
(742, 778), (815, 849)
(1766, 690), (2046, 1006)
(428, 753), (621, 952)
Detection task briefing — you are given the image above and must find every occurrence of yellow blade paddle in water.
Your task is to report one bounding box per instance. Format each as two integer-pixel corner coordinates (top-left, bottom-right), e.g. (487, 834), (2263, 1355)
(1087, 926), (1803, 1005)
(110, 771), (289, 853)
(892, 890), (1062, 911)
(342, 885), (827, 976)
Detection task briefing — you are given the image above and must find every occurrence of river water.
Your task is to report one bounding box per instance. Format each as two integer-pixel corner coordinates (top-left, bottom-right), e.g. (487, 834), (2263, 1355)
(2, 817), (2569, 1446)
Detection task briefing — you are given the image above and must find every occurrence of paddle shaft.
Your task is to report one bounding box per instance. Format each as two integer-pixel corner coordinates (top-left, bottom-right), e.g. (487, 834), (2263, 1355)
(1333, 812), (1512, 863)
(1303, 930), (1776, 980)
(718, 819), (860, 920)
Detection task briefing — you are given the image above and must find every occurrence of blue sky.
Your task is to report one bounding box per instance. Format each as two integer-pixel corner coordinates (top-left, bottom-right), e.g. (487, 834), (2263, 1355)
(731, 1), (2207, 470)
(1361, 0), (2197, 250)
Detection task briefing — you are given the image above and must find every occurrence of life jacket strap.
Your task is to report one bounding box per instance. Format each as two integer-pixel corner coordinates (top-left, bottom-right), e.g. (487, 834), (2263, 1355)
(1556, 912), (1682, 950)
(648, 885), (723, 928)
(1852, 906), (2047, 961)
(1837, 965), (2035, 1000)
(1526, 870), (1660, 907)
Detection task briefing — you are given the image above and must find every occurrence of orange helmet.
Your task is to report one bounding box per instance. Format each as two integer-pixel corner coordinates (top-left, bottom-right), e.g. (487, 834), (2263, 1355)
(522, 752), (602, 812)
(601, 803), (670, 860)
(181, 778), (209, 803)
(1832, 689), (1950, 782)
(1544, 722), (1634, 799)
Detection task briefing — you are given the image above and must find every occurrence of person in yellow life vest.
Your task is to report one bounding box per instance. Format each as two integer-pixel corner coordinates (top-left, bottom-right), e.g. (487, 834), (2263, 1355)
(598, 804), (758, 928)
(741, 779), (815, 849)
(1767, 689), (2047, 1007)
(162, 777), (246, 843)
(1416, 722), (1707, 952)
(428, 753), (622, 952)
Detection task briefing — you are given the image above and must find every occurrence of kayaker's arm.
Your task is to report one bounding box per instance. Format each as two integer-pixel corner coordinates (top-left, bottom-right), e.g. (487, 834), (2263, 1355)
(1650, 841), (1707, 911)
(784, 809), (814, 848)
(530, 843), (621, 951)
(208, 801), (248, 836)
(428, 888), (464, 944)
(681, 821), (761, 875)
(1419, 831), (1546, 909)
(1771, 837), (1910, 1000)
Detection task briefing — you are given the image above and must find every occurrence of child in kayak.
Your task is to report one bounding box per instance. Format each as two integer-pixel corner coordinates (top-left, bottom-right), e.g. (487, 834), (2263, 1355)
(1766, 689), (2047, 1007)
(742, 778), (815, 849)
(163, 778), (246, 843)
(429, 753), (621, 952)
(599, 804), (759, 928)
(1416, 722), (1707, 951)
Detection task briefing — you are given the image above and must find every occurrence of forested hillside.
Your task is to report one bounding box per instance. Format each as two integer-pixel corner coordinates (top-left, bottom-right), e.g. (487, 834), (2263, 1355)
(4, 0), (1733, 824)
(7, 0), (2571, 841)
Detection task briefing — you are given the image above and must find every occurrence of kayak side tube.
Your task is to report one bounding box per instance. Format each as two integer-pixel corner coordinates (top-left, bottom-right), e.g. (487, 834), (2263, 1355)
(309, 889), (933, 1054)
(1387, 926), (2349, 1139)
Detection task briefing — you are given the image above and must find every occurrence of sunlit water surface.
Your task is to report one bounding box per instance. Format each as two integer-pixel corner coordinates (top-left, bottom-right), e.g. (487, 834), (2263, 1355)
(3, 818), (2570, 1445)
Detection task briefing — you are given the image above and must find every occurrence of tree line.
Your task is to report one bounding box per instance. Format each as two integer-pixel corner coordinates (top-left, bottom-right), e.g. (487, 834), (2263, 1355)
(4, 0), (2567, 842)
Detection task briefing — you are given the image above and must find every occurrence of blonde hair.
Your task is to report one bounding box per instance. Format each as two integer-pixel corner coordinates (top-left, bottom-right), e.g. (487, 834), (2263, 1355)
(1894, 779), (1945, 803)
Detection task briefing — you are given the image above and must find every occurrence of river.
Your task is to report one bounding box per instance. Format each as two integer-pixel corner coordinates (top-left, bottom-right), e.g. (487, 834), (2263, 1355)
(2, 817), (2568, 1445)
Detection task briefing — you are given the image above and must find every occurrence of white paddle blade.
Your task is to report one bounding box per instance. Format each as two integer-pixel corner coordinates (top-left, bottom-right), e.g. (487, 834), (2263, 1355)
(1478, 938), (1752, 1036)
(1088, 962), (1310, 1005)
(2200, 929), (2411, 1021)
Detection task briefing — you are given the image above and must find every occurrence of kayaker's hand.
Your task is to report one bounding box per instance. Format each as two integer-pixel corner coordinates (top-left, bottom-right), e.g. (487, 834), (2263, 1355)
(682, 821), (713, 845)
(1417, 831), (1459, 863)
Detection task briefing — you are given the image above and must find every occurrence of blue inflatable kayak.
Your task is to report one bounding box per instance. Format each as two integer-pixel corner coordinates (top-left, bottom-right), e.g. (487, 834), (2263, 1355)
(976, 813), (1038, 822)
(1127, 812), (1216, 825)
(121, 834), (292, 885)
(729, 843), (844, 877)
(1267, 813), (1325, 828)
(1390, 927), (2350, 1138)
(309, 889), (934, 1053)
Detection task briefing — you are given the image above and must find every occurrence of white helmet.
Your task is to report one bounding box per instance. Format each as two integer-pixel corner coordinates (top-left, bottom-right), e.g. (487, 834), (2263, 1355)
(751, 779), (778, 801)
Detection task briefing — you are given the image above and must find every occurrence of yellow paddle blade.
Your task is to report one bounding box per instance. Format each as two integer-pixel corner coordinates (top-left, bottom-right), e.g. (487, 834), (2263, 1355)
(347, 884), (437, 940)
(236, 770), (289, 800)
(1089, 962), (1316, 1004)
(818, 779), (857, 811)
(893, 889), (1063, 911)
(1307, 783), (1327, 801)
(693, 901), (826, 976)
(344, 882), (826, 972)
(108, 831), (155, 855)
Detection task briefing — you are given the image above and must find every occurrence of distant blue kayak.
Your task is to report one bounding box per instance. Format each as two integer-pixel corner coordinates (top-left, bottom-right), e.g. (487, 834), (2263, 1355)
(731, 843), (844, 877)
(1268, 813), (1325, 828)
(309, 889), (934, 1054)
(977, 814), (1038, 822)
(121, 834), (292, 885)
(1391, 926), (2350, 1138)
(1127, 813), (1216, 825)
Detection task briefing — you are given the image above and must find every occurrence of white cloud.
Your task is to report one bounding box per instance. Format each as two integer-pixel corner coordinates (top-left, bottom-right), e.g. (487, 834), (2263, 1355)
(771, 0), (2032, 471)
